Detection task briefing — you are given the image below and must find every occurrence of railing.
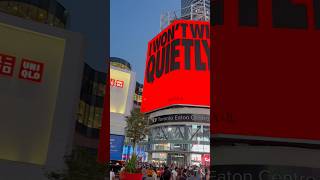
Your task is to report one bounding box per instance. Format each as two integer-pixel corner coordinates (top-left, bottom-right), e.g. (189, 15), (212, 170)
(160, 0), (210, 30)
(0, 0), (67, 25)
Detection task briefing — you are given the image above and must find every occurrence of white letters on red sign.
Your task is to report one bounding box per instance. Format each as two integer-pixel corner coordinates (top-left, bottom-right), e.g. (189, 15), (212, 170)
(0, 52), (44, 83)
(0, 53), (16, 77)
(18, 59), (44, 83)
(110, 78), (124, 88)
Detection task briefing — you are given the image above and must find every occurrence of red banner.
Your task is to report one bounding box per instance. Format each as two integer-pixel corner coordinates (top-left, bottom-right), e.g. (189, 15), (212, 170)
(98, 62), (110, 163)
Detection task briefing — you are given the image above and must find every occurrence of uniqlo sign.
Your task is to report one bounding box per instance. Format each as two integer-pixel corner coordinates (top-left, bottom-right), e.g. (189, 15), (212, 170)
(0, 53), (15, 76)
(19, 59), (44, 83)
(110, 78), (124, 88)
(141, 20), (210, 113)
(0, 52), (44, 83)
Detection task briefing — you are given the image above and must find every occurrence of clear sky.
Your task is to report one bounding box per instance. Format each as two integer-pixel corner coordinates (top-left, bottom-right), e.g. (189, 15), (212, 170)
(111, 0), (180, 83)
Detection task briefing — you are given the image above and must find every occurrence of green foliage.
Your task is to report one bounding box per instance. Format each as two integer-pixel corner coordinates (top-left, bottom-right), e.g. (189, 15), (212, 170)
(124, 154), (139, 173)
(125, 108), (148, 150)
(124, 108), (148, 174)
(46, 148), (108, 180)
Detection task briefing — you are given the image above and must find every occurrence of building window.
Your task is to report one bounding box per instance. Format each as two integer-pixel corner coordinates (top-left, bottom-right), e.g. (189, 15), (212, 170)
(84, 103), (90, 126)
(97, 84), (105, 97)
(87, 106), (95, 128)
(78, 101), (85, 123)
(93, 107), (102, 128)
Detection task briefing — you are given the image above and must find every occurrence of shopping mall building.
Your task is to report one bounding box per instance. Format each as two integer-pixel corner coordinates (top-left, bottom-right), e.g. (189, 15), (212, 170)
(74, 56), (147, 162)
(0, 1), (109, 179)
(145, 107), (210, 167)
(141, 0), (210, 166)
(0, 1), (84, 179)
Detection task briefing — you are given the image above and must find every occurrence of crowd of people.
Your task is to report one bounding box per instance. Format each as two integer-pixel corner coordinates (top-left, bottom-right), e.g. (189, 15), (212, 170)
(110, 161), (210, 180)
(141, 164), (210, 180)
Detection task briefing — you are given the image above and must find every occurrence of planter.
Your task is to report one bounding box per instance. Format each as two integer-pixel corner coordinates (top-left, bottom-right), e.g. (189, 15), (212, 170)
(119, 172), (143, 180)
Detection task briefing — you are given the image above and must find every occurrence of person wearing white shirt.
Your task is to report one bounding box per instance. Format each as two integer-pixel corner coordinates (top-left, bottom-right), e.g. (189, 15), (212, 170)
(110, 169), (115, 180)
(172, 167), (178, 180)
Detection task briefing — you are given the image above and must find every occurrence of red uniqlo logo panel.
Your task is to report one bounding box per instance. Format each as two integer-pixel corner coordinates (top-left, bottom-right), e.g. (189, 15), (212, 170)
(110, 79), (115, 86)
(0, 53), (16, 77)
(110, 78), (124, 88)
(18, 59), (44, 83)
(115, 80), (124, 88)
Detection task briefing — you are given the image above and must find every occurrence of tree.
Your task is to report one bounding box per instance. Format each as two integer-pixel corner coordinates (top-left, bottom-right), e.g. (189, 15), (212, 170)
(125, 108), (148, 154)
(46, 148), (108, 180)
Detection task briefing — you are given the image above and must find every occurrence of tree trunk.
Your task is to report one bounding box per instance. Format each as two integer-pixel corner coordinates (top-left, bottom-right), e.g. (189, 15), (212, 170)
(132, 140), (136, 157)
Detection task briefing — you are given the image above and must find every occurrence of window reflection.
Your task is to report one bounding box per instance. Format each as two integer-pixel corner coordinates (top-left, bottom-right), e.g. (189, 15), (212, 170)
(0, 1), (66, 28)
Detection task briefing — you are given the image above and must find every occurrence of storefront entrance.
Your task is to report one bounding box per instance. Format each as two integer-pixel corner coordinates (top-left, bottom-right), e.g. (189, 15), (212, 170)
(167, 153), (186, 167)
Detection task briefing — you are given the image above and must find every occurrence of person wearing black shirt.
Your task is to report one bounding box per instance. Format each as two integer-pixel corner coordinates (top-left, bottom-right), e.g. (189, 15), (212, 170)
(161, 166), (171, 180)
(179, 169), (188, 180)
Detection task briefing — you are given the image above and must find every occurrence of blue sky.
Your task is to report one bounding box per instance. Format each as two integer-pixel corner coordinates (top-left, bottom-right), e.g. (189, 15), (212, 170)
(111, 0), (180, 83)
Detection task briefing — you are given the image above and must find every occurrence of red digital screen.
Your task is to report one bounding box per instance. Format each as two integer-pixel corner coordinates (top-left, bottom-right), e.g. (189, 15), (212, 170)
(212, 0), (320, 141)
(141, 20), (210, 113)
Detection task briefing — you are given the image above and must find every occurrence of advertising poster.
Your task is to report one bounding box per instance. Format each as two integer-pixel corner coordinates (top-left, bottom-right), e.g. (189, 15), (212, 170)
(141, 20), (210, 113)
(110, 134), (125, 160)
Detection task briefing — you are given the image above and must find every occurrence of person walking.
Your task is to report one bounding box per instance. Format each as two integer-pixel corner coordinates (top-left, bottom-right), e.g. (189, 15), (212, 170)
(172, 167), (178, 180)
(199, 167), (205, 180)
(161, 166), (172, 180)
(205, 168), (210, 180)
(152, 168), (158, 180)
(110, 168), (115, 180)
(179, 169), (188, 180)
(142, 167), (147, 180)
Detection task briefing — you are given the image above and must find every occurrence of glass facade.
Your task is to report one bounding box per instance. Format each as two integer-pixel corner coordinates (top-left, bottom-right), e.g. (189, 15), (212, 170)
(134, 82), (143, 107)
(181, 0), (210, 21)
(110, 57), (131, 71)
(76, 58), (142, 160)
(76, 58), (141, 161)
(0, 0), (67, 28)
(149, 125), (210, 148)
(76, 63), (106, 139)
(146, 112), (210, 166)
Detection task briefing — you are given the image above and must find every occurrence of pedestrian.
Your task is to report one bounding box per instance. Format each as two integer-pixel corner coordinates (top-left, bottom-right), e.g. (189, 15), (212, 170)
(110, 168), (115, 180)
(180, 169), (188, 180)
(172, 167), (178, 180)
(120, 165), (125, 172)
(142, 166), (147, 180)
(205, 168), (210, 180)
(152, 168), (158, 180)
(161, 166), (171, 180)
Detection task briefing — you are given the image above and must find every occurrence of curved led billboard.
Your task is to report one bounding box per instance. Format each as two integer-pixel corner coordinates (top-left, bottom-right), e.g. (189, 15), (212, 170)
(141, 20), (210, 113)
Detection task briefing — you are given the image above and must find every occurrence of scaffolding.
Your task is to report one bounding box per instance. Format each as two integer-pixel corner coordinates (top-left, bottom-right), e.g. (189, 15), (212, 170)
(160, 0), (210, 30)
